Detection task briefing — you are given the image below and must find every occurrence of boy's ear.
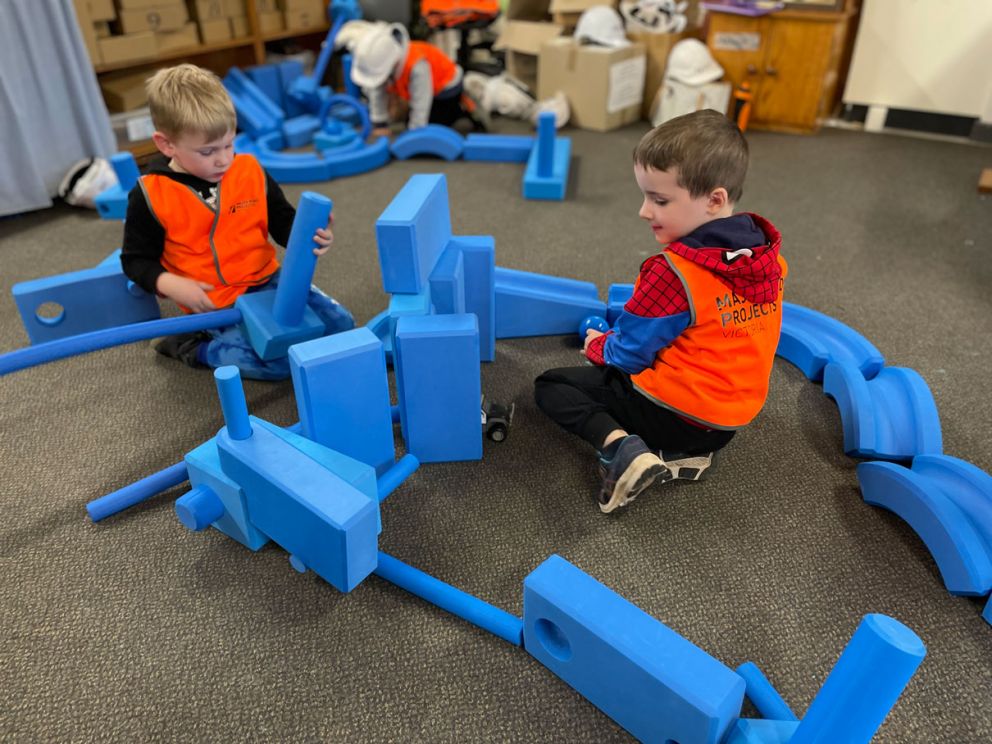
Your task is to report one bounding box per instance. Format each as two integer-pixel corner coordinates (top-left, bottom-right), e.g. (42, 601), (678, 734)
(151, 131), (175, 157)
(707, 187), (729, 213)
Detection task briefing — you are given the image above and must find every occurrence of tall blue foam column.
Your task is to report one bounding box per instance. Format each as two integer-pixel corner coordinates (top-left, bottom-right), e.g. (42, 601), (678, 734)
(536, 111), (554, 178)
(273, 192), (331, 326)
(215, 366), (252, 440)
(110, 152), (140, 191)
(791, 614), (926, 743)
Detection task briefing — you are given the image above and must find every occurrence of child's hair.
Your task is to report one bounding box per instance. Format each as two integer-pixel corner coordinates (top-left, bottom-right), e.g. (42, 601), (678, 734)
(633, 109), (749, 203)
(145, 64), (237, 141)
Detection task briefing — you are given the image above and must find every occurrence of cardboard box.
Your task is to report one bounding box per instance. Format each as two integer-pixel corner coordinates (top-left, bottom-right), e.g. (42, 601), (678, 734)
(97, 31), (157, 65)
(117, 0), (169, 8)
(494, 20), (562, 91)
(506, 0), (551, 21)
(189, 0), (225, 20)
(88, 0), (116, 20)
(117, 3), (189, 33)
(72, 0), (102, 64)
(230, 14), (250, 37)
(627, 30), (692, 119)
(284, 2), (325, 30)
(223, 0), (246, 17)
(257, 10), (284, 33)
(100, 70), (150, 112)
(95, 20), (112, 37)
(156, 21), (199, 52)
(198, 16), (233, 42)
(538, 37), (646, 131)
(649, 78), (731, 126)
(256, 0), (278, 12)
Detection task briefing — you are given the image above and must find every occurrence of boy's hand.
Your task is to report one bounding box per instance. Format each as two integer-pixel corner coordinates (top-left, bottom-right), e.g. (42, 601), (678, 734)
(156, 273), (216, 313)
(371, 127), (391, 138)
(312, 213), (334, 257)
(583, 329), (604, 352)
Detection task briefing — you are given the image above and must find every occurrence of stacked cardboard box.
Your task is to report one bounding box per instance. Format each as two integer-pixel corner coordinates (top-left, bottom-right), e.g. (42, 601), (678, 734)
(278, 0), (327, 31)
(99, 69), (151, 112)
(187, 0), (233, 43)
(254, 0), (283, 34)
(73, 0), (123, 65)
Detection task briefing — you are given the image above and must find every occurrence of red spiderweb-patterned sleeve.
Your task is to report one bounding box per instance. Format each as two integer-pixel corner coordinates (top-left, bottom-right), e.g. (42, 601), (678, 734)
(584, 332), (608, 365)
(624, 254), (690, 316)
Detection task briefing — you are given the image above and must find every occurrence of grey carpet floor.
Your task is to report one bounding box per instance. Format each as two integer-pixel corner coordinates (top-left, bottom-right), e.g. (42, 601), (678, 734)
(1, 124), (991, 743)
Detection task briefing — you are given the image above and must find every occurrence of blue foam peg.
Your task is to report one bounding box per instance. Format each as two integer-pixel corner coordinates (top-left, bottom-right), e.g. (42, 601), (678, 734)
(175, 484), (225, 532)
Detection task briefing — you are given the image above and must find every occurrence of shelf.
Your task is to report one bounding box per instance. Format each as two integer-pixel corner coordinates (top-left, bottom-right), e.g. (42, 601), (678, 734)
(94, 36), (256, 74)
(263, 24), (330, 42)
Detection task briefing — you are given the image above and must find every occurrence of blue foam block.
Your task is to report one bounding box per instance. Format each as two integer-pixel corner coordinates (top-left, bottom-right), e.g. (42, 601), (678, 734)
(778, 302), (885, 382)
(313, 129), (360, 152)
(463, 133), (533, 162)
(523, 555), (744, 744)
(184, 438), (270, 551)
(912, 454), (992, 554)
(94, 185), (129, 220)
(450, 236), (496, 362)
(281, 114), (321, 148)
(857, 461), (992, 595)
(388, 287), (432, 348)
(217, 416), (379, 593)
(523, 137), (571, 200)
(823, 362), (943, 460)
(389, 125), (465, 161)
(224, 67), (285, 137)
(376, 174), (453, 294)
(607, 283), (634, 325)
(394, 314), (482, 463)
(289, 328), (395, 476)
(428, 244), (466, 315)
(495, 266), (606, 338)
(246, 64), (285, 109)
(236, 288), (326, 360)
(12, 263), (160, 344)
(984, 595), (992, 626)
(723, 719), (800, 744)
(276, 60), (307, 118)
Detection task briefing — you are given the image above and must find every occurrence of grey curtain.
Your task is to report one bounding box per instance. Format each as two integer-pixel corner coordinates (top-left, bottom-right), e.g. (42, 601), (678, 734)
(0, 0), (115, 216)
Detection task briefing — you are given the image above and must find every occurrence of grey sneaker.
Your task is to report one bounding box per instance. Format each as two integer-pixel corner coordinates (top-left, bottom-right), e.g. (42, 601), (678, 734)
(597, 435), (671, 514)
(151, 331), (209, 368)
(658, 450), (717, 481)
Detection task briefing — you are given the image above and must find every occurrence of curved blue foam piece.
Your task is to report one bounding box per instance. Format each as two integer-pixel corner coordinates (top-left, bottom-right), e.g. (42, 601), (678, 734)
(910, 455), (992, 557)
(777, 303), (884, 382)
(857, 461), (992, 595)
(318, 93), (371, 141)
(389, 125), (464, 161)
(324, 136), (392, 179)
(823, 362), (942, 460)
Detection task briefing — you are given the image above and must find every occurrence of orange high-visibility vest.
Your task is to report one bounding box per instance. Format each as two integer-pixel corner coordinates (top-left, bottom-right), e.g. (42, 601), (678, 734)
(139, 154), (278, 310)
(631, 251), (788, 429)
(388, 41), (458, 101)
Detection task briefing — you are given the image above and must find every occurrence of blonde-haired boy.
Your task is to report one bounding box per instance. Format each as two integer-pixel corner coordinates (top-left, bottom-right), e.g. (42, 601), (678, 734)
(121, 64), (354, 379)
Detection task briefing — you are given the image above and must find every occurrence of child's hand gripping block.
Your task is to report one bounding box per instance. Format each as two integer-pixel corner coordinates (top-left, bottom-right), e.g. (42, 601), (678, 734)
(209, 367), (379, 593)
(236, 192), (331, 360)
(523, 555), (745, 744)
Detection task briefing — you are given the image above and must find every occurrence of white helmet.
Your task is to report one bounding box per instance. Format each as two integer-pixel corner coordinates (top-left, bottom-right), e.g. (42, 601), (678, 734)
(350, 22), (409, 88)
(574, 6), (630, 48)
(665, 38), (723, 86)
(335, 20), (383, 52)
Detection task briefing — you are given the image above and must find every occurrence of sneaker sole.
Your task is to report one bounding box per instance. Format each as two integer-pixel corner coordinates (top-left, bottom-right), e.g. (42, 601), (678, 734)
(600, 454), (670, 514)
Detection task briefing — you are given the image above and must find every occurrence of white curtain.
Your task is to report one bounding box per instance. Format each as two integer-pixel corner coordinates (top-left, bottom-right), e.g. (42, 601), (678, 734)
(0, 0), (115, 216)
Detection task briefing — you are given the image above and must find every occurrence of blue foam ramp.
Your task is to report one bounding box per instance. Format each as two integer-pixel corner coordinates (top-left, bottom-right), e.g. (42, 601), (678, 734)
(607, 283), (634, 325)
(376, 174), (453, 294)
(13, 263), (160, 344)
(289, 328), (395, 476)
(389, 125), (464, 161)
(394, 314), (482, 463)
(224, 67), (284, 137)
(184, 438), (270, 551)
(495, 266), (606, 338)
(778, 302), (885, 382)
(723, 719), (799, 744)
(823, 362), (942, 460)
(523, 555), (744, 743)
(428, 244), (466, 315)
(463, 133), (533, 162)
(217, 416), (379, 593)
(523, 137), (571, 200)
(858, 461), (992, 595)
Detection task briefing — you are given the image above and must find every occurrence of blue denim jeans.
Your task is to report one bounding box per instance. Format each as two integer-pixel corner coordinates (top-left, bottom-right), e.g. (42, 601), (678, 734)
(200, 273), (355, 381)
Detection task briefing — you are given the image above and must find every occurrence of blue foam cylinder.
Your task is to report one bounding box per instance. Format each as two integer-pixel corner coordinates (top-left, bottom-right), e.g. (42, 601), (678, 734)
(110, 152), (140, 190)
(86, 461), (189, 522)
(536, 111), (555, 178)
(791, 614), (926, 743)
(373, 551), (523, 645)
(0, 308), (241, 377)
(736, 662), (798, 722)
(377, 454), (420, 502)
(273, 192), (332, 326)
(175, 484), (225, 531)
(214, 367), (252, 440)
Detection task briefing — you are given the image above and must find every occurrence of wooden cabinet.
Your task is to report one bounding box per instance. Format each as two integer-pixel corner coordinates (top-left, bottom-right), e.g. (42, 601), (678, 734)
(706, 5), (858, 133)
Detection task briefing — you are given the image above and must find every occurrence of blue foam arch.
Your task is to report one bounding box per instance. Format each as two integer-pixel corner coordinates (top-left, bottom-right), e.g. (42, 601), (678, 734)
(777, 302), (885, 382)
(857, 461), (992, 595)
(912, 455), (992, 556)
(823, 362), (942, 460)
(389, 125), (465, 161)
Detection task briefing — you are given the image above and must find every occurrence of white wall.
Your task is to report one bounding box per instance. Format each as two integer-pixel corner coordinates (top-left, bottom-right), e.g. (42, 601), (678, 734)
(843, 0), (992, 118)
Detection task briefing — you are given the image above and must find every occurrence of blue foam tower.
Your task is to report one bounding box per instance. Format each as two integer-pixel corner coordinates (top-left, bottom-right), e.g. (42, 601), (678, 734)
(94, 152), (140, 220)
(495, 267), (606, 338)
(523, 554), (745, 744)
(12, 253), (160, 344)
(236, 192), (330, 360)
(289, 328), (396, 476)
(523, 111), (570, 200)
(394, 314), (482, 463)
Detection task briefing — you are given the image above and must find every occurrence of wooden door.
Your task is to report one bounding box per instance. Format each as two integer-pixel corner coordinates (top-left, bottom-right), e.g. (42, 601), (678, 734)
(707, 13), (768, 99)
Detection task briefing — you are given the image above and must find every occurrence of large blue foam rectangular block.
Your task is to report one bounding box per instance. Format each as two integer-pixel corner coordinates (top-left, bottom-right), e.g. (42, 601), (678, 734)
(428, 244), (466, 316)
(217, 417), (379, 593)
(523, 137), (571, 201)
(495, 266), (606, 338)
(289, 328), (395, 477)
(450, 236), (496, 362)
(246, 64), (285, 109)
(185, 439), (270, 551)
(463, 133), (534, 162)
(394, 314), (482, 463)
(12, 263), (161, 344)
(523, 555), (744, 744)
(376, 174), (453, 294)
(94, 185), (129, 220)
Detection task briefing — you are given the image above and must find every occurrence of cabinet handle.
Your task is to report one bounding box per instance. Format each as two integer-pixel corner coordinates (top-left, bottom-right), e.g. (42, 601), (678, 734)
(746, 64), (758, 75)
(765, 67), (778, 76)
